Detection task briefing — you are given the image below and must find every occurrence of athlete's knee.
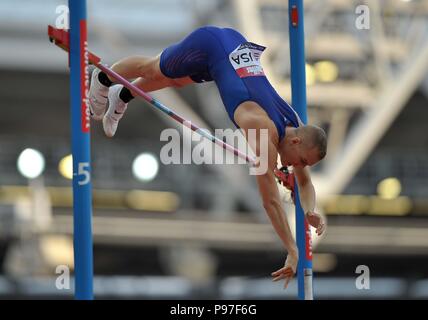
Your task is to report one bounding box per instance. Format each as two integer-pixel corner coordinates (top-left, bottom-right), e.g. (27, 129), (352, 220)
(136, 56), (160, 79)
(170, 80), (184, 88)
(170, 77), (193, 88)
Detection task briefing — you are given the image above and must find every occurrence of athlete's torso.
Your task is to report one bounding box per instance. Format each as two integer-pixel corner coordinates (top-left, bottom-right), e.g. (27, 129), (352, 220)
(160, 26), (302, 140)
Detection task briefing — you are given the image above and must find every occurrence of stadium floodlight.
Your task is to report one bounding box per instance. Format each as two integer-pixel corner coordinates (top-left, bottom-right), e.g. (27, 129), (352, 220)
(17, 148), (45, 179)
(132, 153), (159, 182)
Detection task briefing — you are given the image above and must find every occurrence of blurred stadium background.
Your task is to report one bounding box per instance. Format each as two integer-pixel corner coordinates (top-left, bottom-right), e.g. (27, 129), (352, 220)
(1, 0), (428, 299)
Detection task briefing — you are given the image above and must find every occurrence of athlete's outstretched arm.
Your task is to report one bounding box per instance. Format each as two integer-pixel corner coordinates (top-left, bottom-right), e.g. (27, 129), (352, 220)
(234, 101), (299, 287)
(255, 142), (298, 257)
(293, 166), (325, 235)
(239, 112), (298, 288)
(254, 140), (298, 288)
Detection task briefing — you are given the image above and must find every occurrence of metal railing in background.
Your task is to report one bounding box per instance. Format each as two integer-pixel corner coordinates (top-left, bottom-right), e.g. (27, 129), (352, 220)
(0, 275), (426, 299)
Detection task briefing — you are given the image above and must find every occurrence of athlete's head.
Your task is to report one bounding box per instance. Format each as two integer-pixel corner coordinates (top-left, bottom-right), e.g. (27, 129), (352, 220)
(279, 125), (327, 168)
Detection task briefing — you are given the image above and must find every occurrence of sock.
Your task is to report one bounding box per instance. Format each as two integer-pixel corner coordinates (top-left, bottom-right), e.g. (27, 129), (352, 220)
(98, 71), (113, 87)
(119, 86), (135, 103)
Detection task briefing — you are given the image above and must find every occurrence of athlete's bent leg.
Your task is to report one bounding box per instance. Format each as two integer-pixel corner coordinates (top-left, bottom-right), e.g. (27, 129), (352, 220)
(109, 55), (161, 81)
(89, 54), (161, 119)
(92, 52), (195, 136)
(131, 76), (173, 93)
(101, 76), (170, 137)
(109, 54), (195, 87)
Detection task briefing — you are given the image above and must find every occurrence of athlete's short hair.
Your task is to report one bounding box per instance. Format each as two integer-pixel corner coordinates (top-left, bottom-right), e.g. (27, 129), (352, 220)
(297, 125), (327, 160)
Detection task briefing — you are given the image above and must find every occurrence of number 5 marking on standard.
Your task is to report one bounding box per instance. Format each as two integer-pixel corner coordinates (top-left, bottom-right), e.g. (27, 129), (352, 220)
(77, 162), (90, 185)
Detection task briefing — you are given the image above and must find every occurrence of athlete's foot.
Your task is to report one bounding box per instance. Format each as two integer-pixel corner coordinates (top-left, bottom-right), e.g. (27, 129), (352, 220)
(103, 84), (128, 138)
(89, 68), (109, 120)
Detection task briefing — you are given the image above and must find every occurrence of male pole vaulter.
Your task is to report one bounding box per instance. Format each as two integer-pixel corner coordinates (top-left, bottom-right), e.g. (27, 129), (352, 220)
(89, 26), (327, 289)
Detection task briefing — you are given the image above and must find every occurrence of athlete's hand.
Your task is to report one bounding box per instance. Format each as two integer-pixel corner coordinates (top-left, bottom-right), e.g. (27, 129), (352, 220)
(271, 251), (298, 289)
(306, 211), (326, 236)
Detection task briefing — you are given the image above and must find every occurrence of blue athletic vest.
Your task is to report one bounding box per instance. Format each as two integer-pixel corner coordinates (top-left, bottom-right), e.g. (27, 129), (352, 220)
(160, 26), (301, 140)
